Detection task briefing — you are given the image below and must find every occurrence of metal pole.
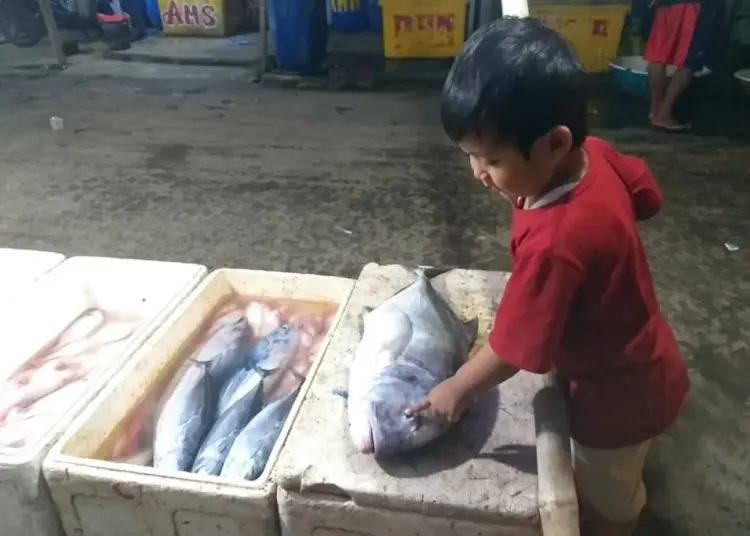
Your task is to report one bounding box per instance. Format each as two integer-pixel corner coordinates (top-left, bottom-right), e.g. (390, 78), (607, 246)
(260, 0), (269, 74)
(37, 0), (66, 67)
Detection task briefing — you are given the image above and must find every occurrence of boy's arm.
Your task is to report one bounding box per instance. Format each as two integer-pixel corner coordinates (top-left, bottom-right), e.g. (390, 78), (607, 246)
(451, 342), (519, 398)
(620, 156), (663, 222)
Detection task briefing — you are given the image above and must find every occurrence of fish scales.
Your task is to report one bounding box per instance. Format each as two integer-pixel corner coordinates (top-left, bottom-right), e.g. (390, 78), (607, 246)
(192, 379), (265, 476)
(220, 384), (301, 481)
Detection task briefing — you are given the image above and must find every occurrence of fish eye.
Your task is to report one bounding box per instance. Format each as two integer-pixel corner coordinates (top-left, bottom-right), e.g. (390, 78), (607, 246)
(403, 412), (421, 433)
(404, 411), (421, 426)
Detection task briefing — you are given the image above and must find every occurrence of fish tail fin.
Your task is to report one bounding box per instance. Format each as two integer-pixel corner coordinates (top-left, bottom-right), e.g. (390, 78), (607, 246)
(463, 317), (479, 345)
(415, 265), (458, 279)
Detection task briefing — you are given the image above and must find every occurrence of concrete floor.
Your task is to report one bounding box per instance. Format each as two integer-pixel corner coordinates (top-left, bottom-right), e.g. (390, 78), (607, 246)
(0, 64), (748, 535)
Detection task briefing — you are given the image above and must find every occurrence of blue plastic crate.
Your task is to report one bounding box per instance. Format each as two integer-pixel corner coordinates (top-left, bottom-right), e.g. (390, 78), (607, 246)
(329, 0), (369, 31)
(366, 0), (382, 32)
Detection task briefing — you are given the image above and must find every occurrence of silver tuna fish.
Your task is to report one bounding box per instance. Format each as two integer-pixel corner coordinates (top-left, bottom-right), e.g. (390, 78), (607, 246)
(347, 268), (477, 456)
(152, 313), (251, 472)
(191, 378), (265, 476)
(216, 324), (300, 417)
(153, 361), (214, 472)
(196, 313), (253, 382)
(220, 383), (301, 481)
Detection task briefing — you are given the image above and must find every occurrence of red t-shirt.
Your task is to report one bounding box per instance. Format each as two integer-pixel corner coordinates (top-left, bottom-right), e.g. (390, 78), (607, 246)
(488, 136), (690, 449)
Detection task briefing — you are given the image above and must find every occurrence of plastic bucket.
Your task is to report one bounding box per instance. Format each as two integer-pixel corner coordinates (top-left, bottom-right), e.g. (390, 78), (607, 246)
(144, 0), (162, 29)
(268, 0), (329, 74)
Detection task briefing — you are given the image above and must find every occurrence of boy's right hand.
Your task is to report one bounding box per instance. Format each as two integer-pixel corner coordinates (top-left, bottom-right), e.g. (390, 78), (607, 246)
(405, 377), (471, 423)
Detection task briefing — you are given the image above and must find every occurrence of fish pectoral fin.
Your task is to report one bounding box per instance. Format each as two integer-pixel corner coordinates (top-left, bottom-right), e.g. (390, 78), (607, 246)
(463, 317), (479, 345)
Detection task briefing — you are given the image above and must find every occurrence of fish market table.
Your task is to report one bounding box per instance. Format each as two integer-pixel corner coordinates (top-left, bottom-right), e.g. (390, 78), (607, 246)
(275, 263), (578, 536)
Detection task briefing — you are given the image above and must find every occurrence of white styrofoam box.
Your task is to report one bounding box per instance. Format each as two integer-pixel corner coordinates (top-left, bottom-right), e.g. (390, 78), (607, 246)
(274, 263), (575, 536)
(43, 268), (356, 536)
(0, 248), (64, 298)
(0, 256), (207, 536)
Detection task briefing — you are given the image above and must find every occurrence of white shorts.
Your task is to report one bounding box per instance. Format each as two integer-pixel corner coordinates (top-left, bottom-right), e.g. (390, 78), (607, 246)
(573, 440), (652, 522)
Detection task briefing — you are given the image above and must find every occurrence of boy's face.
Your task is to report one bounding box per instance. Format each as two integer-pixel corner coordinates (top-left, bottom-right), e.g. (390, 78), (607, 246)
(458, 126), (574, 199)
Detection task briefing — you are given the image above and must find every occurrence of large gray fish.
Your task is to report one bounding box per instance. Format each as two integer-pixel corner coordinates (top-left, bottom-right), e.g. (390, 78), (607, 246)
(152, 313), (251, 472)
(191, 378), (265, 476)
(216, 324), (300, 417)
(153, 361), (214, 472)
(196, 313), (253, 383)
(220, 383), (301, 481)
(346, 268), (477, 457)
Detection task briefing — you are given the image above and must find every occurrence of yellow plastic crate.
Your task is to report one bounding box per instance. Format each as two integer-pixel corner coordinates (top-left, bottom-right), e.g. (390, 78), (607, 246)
(158, 0), (244, 37)
(530, 4), (629, 72)
(381, 0), (467, 59)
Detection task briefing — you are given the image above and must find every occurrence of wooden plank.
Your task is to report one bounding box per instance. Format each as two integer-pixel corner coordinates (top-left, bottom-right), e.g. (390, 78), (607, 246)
(535, 372), (580, 536)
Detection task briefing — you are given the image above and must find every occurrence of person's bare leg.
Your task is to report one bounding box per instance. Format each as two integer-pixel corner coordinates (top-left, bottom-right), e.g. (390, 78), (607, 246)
(652, 66), (694, 128)
(579, 497), (639, 536)
(647, 62), (668, 120)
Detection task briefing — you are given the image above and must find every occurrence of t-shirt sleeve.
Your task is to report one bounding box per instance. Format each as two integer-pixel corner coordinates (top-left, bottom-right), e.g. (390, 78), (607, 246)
(488, 250), (583, 374)
(617, 154), (662, 222)
(590, 137), (662, 221)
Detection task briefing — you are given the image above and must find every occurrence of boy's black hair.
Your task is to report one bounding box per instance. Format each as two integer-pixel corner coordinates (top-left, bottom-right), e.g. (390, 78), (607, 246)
(441, 17), (588, 157)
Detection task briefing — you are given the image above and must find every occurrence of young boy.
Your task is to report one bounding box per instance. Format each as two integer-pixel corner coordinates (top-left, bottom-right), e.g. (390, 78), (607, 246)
(406, 18), (690, 536)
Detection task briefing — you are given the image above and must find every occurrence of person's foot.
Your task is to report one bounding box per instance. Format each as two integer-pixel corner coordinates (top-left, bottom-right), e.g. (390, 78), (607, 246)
(650, 116), (691, 131)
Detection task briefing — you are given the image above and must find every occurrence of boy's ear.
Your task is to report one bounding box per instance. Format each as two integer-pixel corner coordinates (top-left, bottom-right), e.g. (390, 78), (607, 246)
(547, 126), (574, 155)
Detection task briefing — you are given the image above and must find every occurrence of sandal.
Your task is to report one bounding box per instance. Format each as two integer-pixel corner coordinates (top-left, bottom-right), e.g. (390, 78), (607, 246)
(650, 120), (692, 132)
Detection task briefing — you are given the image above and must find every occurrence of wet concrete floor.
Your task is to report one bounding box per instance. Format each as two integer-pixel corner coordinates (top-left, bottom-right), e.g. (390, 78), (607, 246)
(0, 70), (748, 535)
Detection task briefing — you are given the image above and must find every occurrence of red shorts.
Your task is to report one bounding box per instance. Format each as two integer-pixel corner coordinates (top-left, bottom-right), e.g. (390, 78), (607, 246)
(643, 3), (700, 68)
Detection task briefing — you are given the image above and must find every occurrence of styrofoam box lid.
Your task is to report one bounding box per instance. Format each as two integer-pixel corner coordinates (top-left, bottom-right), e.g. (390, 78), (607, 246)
(0, 256), (207, 468)
(0, 248), (64, 297)
(43, 269), (355, 501)
(275, 263), (542, 525)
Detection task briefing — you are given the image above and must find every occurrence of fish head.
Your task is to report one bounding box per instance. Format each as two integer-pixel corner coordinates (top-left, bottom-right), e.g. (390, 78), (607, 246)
(253, 324), (300, 368)
(215, 313), (251, 339)
(357, 362), (448, 457)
